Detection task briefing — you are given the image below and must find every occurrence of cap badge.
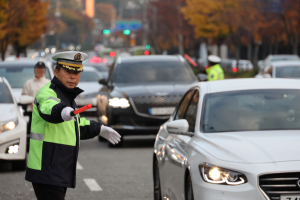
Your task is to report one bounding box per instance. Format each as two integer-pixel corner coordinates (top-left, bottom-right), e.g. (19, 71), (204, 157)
(74, 53), (82, 61)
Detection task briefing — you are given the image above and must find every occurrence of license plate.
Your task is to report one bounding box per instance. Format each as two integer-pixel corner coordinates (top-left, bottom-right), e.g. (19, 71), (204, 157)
(149, 107), (175, 115)
(281, 195), (300, 200)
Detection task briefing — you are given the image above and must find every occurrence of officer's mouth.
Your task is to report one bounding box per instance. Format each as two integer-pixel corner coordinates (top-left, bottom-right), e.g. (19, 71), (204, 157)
(67, 82), (76, 86)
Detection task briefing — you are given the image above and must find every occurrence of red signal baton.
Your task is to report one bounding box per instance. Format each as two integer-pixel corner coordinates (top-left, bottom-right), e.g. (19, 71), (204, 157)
(70, 104), (92, 116)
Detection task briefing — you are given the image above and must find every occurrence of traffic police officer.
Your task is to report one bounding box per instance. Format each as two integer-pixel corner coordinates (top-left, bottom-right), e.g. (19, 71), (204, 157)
(206, 55), (224, 81)
(25, 51), (121, 200)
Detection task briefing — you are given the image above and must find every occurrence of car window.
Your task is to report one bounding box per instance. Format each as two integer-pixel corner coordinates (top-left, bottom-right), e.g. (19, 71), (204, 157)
(184, 90), (199, 133)
(0, 82), (13, 103)
(202, 89), (300, 133)
(114, 61), (195, 84)
(88, 65), (109, 72)
(276, 66), (300, 78)
(0, 66), (51, 88)
(80, 71), (100, 82)
(174, 90), (195, 120)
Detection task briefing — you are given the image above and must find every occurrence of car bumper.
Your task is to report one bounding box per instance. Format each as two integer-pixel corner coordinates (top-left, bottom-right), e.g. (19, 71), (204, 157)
(191, 160), (300, 200)
(107, 107), (168, 135)
(0, 117), (27, 160)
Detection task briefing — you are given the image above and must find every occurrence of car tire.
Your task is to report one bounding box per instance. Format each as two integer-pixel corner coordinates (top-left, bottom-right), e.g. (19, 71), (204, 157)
(12, 158), (27, 171)
(154, 159), (162, 200)
(98, 135), (106, 142)
(185, 174), (194, 200)
(108, 135), (123, 148)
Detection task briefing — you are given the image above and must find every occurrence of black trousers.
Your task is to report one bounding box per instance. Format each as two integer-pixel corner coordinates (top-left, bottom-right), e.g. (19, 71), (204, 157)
(32, 183), (67, 200)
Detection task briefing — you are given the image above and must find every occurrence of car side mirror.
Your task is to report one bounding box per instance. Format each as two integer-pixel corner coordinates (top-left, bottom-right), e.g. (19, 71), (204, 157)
(19, 95), (34, 105)
(99, 79), (107, 85)
(197, 73), (208, 82)
(166, 119), (192, 136)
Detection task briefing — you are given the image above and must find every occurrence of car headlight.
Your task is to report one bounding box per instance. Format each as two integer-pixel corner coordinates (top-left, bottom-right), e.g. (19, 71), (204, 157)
(109, 98), (130, 108)
(0, 118), (18, 133)
(199, 163), (247, 185)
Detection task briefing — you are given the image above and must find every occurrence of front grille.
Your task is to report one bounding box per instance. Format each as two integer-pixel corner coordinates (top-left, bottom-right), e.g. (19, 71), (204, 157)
(259, 172), (300, 200)
(131, 95), (182, 116)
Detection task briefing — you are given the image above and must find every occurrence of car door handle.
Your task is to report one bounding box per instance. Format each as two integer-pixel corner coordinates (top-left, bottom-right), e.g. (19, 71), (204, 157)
(158, 136), (167, 142)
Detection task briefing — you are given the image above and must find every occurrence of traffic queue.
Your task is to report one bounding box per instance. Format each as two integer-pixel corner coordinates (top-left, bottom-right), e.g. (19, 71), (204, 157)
(1, 51), (300, 200)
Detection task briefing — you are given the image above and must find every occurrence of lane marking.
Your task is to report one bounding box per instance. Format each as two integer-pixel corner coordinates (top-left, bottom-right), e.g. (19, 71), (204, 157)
(83, 179), (102, 191)
(77, 162), (83, 170)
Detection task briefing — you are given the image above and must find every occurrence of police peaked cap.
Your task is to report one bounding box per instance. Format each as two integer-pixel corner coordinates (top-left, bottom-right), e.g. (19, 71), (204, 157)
(52, 51), (88, 72)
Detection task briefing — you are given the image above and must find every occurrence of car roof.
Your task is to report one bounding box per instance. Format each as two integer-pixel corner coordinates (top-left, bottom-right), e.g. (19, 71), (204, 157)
(270, 54), (299, 58)
(118, 55), (183, 63)
(273, 61), (300, 67)
(202, 78), (300, 94)
(0, 60), (42, 67)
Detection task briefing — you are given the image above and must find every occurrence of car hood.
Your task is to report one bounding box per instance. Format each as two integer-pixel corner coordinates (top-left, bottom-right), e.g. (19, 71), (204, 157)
(0, 104), (18, 122)
(11, 88), (22, 103)
(199, 131), (300, 164)
(113, 83), (195, 97)
(77, 82), (103, 95)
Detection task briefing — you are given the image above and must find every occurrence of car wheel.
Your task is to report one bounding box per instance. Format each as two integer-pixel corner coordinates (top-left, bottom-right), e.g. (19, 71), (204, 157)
(185, 174), (194, 200)
(98, 135), (106, 142)
(154, 159), (162, 200)
(12, 158), (27, 171)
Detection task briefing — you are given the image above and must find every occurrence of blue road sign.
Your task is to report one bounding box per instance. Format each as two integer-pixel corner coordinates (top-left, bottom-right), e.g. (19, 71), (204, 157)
(115, 20), (142, 31)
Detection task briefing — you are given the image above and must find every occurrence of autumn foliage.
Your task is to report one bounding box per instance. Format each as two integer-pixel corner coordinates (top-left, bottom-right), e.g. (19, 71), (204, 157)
(180, 0), (300, 58)
(0, 0), (48, 60)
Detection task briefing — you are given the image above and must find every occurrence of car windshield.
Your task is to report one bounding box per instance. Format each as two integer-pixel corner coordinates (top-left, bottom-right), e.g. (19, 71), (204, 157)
(271, 57), (300, 62)
(80, 71), (99, 82)
(0, 82), (13, 103)
(276, 66), (300, 78)
(114, 61), (195, 84)
(0, 66), (51, 88)
(89, 65), (109, 72)
(202, 89), (300, 132)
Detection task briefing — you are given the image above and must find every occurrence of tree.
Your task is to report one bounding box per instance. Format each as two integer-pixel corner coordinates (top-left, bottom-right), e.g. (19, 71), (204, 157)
(0, 0), (48, 58)
(281, 0), (300, 54)
(150, 0), (196, 54)
(9, 0), (48, 57)
(0, 0), (8, 60)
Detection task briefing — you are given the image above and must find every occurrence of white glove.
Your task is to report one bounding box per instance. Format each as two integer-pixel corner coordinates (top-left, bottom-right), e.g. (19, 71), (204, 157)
(61, 107), (75, 121)
(99, 125), (121, 145)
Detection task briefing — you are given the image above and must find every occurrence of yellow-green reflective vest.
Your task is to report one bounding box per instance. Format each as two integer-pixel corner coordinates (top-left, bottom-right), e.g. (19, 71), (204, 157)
(206, 64), (224, 81)
(25, 77), (100, 188)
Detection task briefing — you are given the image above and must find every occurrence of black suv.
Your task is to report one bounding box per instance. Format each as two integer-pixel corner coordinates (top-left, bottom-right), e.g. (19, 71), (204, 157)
(96, 55), (198, 147)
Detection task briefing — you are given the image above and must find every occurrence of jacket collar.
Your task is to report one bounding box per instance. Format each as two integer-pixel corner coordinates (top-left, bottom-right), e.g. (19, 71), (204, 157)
(51, 76), (83, 100)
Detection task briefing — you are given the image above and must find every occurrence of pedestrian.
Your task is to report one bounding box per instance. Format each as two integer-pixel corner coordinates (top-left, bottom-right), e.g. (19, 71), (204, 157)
(21, 61), (50, 135)
(25, 51), (121, 200)
(21, 61), (50, 101)
(206, 55), (224, 81)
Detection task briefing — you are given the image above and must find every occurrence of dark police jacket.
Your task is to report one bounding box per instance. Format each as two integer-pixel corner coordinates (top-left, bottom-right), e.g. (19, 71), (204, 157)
(25, 76), (100, 188)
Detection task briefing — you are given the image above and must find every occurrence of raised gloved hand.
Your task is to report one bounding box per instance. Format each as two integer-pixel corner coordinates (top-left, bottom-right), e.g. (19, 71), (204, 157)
(99, 125), (121, 145)
(61, 107), (75, 121)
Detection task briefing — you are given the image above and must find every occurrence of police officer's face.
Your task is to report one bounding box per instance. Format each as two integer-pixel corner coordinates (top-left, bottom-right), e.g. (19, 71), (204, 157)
(55, 68), (81, 89)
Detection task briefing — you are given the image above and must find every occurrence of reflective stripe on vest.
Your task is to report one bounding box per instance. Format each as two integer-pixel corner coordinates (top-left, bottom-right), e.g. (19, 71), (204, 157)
(30, 132), (44, 141)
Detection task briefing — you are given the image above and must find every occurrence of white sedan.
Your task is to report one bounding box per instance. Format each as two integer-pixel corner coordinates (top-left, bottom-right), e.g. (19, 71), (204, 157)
(257, 61), (300, 79)
(154, 78), (300, 200)
(0, 77), (28, 170)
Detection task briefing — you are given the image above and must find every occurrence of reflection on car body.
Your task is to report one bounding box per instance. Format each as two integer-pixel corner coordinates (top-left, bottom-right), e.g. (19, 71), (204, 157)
(154, 78), (300, 200)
